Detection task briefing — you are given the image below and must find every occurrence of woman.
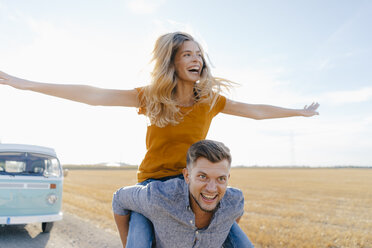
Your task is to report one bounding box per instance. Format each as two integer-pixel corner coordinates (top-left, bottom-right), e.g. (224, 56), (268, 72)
(0, 32), (319, 247)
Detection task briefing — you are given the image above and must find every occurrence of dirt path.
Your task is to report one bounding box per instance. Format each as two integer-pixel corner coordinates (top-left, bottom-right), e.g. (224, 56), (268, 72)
(0, 212), (122, 248)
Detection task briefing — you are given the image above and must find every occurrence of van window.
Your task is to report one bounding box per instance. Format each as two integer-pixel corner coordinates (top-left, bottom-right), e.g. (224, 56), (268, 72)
(4, 160), (26, 172)
(0, 152), (61, 177)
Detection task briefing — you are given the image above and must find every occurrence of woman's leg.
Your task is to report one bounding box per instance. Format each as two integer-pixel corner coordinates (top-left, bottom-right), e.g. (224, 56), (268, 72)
(223, 222), (254, 248)
(125, 175), (183, 248)
(126, 211), (154, 248)
(125, 179), (154, 248)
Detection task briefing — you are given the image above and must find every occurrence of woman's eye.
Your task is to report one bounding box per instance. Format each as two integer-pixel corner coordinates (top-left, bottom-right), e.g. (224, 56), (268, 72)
(199, 175), (206, 179)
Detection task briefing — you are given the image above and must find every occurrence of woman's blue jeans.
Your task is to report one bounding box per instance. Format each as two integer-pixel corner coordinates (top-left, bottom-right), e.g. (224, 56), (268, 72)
(125, 175), (254, 248)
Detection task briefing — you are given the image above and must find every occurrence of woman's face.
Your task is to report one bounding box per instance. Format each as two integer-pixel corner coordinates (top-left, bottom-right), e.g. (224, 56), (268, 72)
(174, 41), (204, 84)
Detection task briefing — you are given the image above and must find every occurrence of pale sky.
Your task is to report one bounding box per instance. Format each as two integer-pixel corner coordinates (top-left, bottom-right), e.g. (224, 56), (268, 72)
(1, 0), (371, 167)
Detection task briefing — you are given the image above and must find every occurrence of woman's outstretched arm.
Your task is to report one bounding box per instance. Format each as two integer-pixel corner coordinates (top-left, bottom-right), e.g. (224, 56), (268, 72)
(222, 98), (319, 119)
(0, 71), (139, 107)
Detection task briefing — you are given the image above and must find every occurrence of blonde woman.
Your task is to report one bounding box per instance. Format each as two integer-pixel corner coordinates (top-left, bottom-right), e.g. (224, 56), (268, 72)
(0, 32), (319, 247)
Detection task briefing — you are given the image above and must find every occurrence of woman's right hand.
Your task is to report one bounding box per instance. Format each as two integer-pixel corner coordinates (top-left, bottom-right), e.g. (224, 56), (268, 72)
(0, 71), (28, 90)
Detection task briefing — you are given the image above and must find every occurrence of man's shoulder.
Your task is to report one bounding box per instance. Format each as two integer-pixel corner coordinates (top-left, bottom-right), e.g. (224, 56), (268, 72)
(225, 186), (244, 199)
(222, 186), (244, 209)
(147, 178), (186, 197)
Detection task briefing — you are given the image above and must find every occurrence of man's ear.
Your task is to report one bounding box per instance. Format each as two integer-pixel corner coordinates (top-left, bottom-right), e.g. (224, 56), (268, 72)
(183, 167), (190, 184)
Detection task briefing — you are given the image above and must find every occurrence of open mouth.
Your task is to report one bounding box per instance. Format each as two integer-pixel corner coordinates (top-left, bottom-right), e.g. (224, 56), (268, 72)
(187, 66), (200, 74)
(201, 193), (217, 203)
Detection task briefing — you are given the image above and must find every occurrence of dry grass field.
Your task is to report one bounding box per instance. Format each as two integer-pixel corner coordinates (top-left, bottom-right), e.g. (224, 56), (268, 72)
(62, 168), (372, 248)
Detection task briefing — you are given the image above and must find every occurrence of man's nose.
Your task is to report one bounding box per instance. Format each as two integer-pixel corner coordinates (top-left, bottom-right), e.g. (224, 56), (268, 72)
(205, 180), (217, 192)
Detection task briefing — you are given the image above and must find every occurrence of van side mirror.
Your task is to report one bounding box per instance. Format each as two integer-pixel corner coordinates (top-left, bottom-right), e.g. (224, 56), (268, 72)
(63, 169), (69, 177)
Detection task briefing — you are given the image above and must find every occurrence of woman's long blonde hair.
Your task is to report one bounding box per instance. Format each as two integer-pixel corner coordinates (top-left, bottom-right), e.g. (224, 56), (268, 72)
(141, 32), (232, 127)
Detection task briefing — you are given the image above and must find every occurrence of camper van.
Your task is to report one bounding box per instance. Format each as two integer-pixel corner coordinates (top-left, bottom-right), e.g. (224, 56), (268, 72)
(0, 144), (63, 232)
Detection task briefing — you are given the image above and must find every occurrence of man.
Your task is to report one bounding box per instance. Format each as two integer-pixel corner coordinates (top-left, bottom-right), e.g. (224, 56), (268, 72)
(112, 140), (254, 247)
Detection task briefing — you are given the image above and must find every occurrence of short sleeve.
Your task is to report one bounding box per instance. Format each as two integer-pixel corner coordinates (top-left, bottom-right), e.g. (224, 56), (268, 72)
(112, 184), (153, 216)
(135, 87), (146, 115)
(211, 94), (226, 117)
(224, 187), (245, 220)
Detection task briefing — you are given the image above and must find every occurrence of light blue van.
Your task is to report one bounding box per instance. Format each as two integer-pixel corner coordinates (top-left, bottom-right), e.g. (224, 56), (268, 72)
(0, 144), (64, 232)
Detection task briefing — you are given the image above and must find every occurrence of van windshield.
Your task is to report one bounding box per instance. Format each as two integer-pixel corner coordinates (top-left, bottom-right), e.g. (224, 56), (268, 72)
(0, 152), (61, 177)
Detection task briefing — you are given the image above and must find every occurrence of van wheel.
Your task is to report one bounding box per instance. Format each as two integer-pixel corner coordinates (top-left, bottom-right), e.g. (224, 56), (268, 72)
(42, 222), (54, 232)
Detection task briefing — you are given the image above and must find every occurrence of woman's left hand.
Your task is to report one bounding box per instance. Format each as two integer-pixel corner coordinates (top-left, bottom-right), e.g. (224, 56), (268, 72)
(302, 102), (320, 117)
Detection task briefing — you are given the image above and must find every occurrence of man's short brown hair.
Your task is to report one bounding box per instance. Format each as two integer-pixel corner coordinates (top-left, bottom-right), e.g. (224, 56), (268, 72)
(186, 140), (231, 168)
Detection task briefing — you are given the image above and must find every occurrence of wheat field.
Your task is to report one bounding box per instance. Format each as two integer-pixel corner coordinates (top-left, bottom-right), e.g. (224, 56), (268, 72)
(62, 168), (372, 248)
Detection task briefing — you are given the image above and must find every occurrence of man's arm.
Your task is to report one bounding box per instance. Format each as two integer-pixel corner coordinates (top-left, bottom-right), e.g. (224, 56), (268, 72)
(114, 214), (130, 248)
(236, 216), (241, 223)
(112, 185), (152, 248)
(112, 185), (152, 215)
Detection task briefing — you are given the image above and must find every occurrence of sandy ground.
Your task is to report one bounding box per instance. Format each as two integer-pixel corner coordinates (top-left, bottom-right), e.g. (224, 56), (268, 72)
(3, 168), (371, 248)
(0, 212), (122, 248)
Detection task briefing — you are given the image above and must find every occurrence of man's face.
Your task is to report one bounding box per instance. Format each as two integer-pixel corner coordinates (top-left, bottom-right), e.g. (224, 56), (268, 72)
(183, 157), (230, 213)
